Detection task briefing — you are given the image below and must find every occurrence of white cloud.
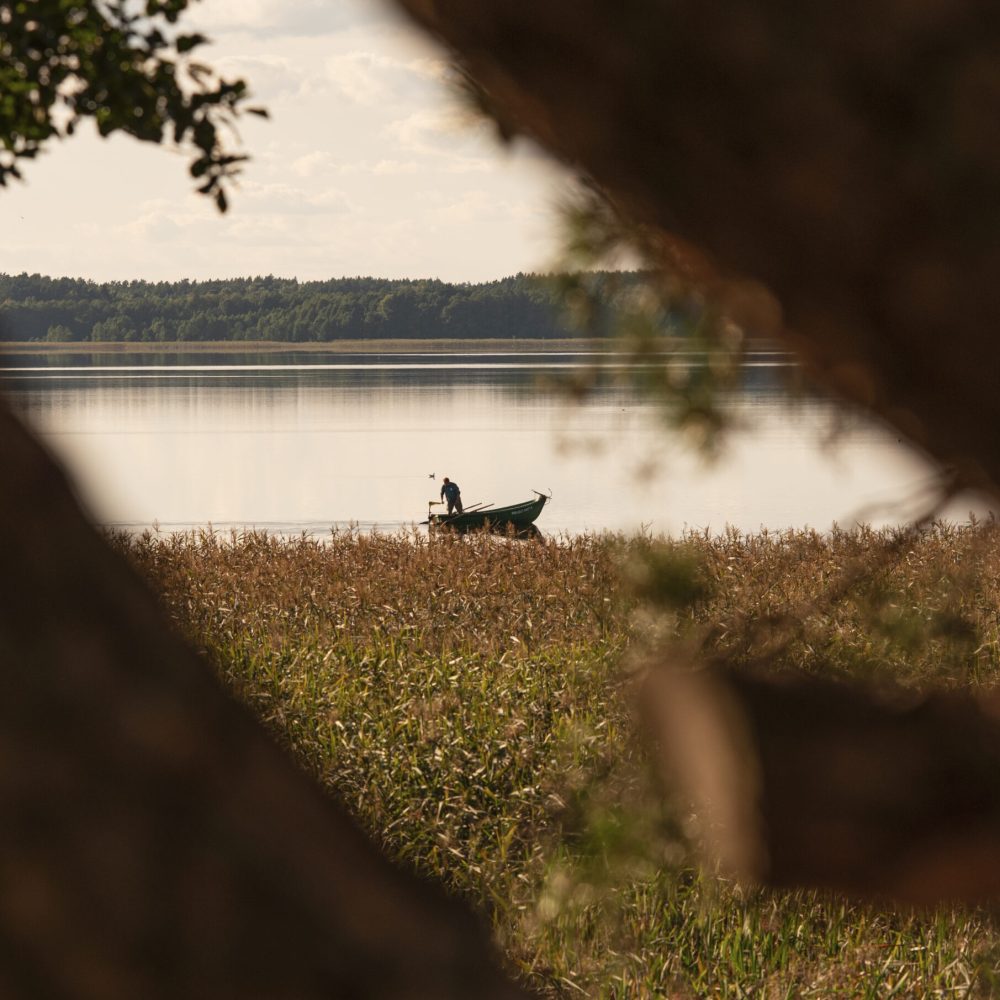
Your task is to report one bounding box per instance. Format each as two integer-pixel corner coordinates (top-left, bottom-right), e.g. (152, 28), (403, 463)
(240, 181), (355, 215)
(189, 0), (396, 39)
(214, 55), (306, 101)
(322, 51), (448, 105)
(221, 214), (297, 247)
(386, 107), (485, 156)
(292, 155), (421, 178)
(324, 53), (392, 105)
(444, 157), (494, 174)
(115, 181), (354, 251)
(435, 190), (506, 224)
(291, 151), (335, 177)
(116, 200), (199, 242)
(372, 159), (419, 175)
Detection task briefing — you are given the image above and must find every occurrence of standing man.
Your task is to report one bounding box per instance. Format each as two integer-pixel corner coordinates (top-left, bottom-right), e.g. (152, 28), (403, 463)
(440, 477), (463, 515)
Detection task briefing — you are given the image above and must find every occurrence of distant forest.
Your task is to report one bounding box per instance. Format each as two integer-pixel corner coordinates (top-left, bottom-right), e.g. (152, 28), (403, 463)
(0, 272), (611, 343)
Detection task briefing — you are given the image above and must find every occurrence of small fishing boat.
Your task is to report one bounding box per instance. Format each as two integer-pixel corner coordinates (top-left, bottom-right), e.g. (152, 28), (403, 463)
(426, 491), (549, 532)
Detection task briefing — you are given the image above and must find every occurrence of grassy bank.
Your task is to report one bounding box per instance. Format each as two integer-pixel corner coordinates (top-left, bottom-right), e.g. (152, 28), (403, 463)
(115, 523), (1000, 997)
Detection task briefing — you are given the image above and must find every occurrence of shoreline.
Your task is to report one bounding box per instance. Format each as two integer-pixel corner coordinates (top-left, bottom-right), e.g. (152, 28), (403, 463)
(0, 337), (625, 355)
(0, 335), (782, 355)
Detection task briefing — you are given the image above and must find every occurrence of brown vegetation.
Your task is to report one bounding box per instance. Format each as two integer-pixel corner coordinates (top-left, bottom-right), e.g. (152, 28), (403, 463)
(113, 523), (1000, 996)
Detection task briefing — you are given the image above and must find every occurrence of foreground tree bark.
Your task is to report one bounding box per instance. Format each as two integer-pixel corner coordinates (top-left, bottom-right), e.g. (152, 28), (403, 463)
(0, 400), (528, 997)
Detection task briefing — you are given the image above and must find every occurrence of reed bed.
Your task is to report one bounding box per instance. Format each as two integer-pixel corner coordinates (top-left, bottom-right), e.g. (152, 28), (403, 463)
(115, 521), (1000, 998)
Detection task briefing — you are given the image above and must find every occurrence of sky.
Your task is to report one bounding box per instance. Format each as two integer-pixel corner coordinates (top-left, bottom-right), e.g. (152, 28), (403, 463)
(0, 0), (571, 283)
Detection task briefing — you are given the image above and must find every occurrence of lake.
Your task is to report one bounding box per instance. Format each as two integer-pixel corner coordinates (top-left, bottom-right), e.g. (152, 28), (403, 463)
(0, 347), (989, 536)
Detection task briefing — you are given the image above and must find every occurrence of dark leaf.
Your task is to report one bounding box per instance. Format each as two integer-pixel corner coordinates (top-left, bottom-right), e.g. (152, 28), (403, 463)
(174, 33), (206, 54)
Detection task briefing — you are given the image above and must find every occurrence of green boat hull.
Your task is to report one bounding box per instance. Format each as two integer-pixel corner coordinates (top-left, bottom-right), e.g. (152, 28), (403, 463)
(429, 493), (548, 532)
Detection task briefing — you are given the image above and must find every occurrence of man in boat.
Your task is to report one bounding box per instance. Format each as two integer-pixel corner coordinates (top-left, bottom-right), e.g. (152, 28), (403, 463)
(440, 477), (463, 515)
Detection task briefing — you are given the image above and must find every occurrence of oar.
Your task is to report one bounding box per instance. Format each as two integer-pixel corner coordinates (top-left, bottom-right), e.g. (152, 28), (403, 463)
(437, 502), (494, 525)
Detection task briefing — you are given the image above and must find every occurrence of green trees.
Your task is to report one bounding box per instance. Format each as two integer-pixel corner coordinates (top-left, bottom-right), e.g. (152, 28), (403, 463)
(43, 323), (73, 342)
(0, 272), (580, 342)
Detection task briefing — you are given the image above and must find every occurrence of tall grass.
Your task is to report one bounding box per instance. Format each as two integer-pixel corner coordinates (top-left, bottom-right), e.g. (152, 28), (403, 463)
(115, 522), (1000, 997)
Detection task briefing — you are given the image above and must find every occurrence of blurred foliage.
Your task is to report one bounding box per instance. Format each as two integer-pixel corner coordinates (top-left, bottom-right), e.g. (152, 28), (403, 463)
(552, 185), (751, 456)
(0, 0), (265, 209)
(448, 67), (754, 454)
(622, 540), (713, 612)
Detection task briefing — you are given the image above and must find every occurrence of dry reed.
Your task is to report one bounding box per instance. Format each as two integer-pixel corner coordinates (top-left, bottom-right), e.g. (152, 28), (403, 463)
(114, 521), (1000, 998)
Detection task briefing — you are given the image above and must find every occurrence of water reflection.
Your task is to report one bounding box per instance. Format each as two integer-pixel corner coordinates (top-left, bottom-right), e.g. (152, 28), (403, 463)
(0, 349), (988, 535)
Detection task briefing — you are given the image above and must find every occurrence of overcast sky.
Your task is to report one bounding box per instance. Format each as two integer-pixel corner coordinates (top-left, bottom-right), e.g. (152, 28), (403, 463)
(0, 0), (571, 283)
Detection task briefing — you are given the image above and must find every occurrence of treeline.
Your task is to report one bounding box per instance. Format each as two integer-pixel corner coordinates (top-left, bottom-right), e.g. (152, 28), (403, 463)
(0, 272), (598, 343)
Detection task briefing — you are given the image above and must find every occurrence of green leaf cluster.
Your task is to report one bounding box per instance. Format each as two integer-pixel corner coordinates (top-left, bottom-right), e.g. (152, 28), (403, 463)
(0, 0), (265, 209)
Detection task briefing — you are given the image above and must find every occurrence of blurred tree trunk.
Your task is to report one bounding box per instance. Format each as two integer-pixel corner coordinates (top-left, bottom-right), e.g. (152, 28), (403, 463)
(0, 399), (528, 997)
(394, 0), (1000, 491)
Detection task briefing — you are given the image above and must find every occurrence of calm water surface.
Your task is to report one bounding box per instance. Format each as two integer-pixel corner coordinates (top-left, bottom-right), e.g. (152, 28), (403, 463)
(1, 348), (988, 536)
